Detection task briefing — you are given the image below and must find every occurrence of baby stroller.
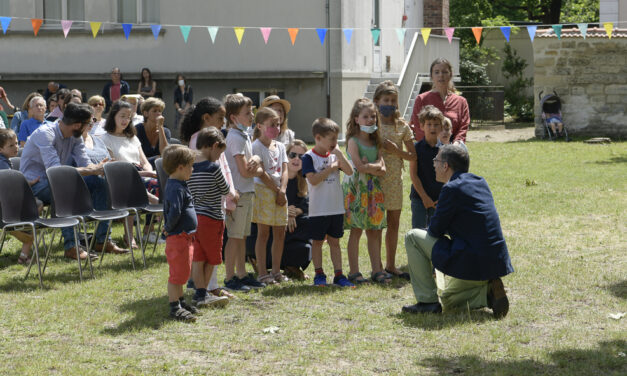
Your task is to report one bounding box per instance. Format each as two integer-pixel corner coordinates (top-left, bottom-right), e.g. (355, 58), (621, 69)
(539, 91), (569, 141)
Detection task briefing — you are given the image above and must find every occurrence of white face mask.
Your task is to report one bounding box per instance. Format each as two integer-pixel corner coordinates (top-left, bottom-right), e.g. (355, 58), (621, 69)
(359, 124), (378, 134)
(178, 79), (185, 87)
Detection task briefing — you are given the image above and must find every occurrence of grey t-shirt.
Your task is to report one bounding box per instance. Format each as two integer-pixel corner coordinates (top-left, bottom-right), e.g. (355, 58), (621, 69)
(225, 128), (254, 193)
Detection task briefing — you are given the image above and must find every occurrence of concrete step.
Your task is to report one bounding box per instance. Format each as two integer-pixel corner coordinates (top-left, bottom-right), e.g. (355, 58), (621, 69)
(369, 76), (399, 84)
(367, 83), (379, 92)
(364, 92), (374, 99)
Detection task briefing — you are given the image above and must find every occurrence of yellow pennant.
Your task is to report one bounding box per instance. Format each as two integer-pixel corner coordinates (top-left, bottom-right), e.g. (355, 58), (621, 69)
(90, 22), (101, 38)
(421, 28), (431, 45)
(234, 27), (245, 44)
(603, 22), (613, 39)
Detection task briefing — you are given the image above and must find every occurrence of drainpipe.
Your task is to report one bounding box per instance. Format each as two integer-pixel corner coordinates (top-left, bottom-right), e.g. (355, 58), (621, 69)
(326, 0), (331, 117)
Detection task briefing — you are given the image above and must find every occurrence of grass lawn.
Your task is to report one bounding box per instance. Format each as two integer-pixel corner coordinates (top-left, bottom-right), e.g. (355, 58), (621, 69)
(0, 139), (625, 375)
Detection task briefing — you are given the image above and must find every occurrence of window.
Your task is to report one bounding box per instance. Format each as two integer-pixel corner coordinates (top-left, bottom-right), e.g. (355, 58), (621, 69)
(0, 0), (10, 17)
(118, 0), (160, 24)
(42, 0), (84, 26)
(372, 0), (380, 46)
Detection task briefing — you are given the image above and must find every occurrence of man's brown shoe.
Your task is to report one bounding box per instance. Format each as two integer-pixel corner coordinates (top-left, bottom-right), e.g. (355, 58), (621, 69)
(487, 278), (509, 319)
(94, 241), (130, 254)
(65, 246), (98, 260)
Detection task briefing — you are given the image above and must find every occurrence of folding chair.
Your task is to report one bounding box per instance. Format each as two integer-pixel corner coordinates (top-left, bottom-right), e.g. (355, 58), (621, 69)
(46, 166), (131, 270)
(9, 157), (20, 171)
(0, 170), (80, 287)
(103, 161), (163, 267)
(153, 158), (169, 255)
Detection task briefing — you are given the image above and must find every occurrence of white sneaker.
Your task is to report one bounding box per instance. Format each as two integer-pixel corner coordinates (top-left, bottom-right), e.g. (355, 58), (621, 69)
(194, 294), (229, 308)
(145, 232), (165, 244)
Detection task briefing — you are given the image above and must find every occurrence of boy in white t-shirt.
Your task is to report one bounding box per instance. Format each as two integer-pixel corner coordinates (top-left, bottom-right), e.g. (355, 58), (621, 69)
(301, 118), (354, 287)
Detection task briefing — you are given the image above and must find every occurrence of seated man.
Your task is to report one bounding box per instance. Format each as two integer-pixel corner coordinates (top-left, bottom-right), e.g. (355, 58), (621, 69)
(403, 145), (513, 318)
(20, 102), (128, 260)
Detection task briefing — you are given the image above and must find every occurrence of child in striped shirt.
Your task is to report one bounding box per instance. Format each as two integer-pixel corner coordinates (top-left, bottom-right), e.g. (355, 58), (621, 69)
(188, 127), (231, 308)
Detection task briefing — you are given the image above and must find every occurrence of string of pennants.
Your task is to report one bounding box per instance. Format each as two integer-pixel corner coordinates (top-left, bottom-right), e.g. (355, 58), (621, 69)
(0, 16), (621, 44)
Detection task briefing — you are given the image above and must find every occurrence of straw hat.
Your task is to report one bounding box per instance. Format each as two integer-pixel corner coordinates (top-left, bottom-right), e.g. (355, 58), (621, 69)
(259, 95), (291, 114)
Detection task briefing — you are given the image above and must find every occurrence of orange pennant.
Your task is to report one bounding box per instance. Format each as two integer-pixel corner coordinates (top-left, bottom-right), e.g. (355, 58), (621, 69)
(472, 27), (483, 44)
(287, 28), (299, 45)
(31, 18), (43, 36)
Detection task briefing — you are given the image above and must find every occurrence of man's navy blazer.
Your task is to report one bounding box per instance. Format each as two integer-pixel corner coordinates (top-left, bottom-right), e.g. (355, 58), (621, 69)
(427, 172), (513, 281)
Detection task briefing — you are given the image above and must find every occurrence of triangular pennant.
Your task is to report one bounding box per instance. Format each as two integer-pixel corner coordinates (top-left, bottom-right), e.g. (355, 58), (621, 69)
(1, 17), (12, 34)
(90, 22), (101, 38)
(288, 28), (299, 45)
(500, 26), (511, 42)
(552, 25), (562, 39)
(150, 24), (161, 40)
(122, 23), (132, 40)
(343, 28), (353, 44)
(445, 27), (455, 43)
(577, 23), (588, 39)
(234, 27), (245, 44)
(31, 19), (43, 36)
(421, 28), (431, 45)
(396, 28), (406, 44)
(260, 27), (272, 44)
(471, 27), (482, 44)
(316, 28), (327, 45)
(371, 28), (380, 44)
(180, 25), (191, 43)
(207, 27), (218, 43)
(603, 22), (613, 39)
(527, 25), (537, 42)
(61, 20), (72, 38)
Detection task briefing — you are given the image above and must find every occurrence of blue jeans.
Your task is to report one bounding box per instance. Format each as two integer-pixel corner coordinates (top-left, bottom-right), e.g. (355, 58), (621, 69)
(410, 196), (435, 230)
(32, 176), (110, 250)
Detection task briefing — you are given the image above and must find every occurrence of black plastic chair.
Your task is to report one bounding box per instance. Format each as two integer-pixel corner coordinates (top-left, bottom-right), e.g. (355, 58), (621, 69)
(0, 170), (80, 287)
(103, 161), (163, 267)
(9, 157), (20, 171)
(46, 166), (132, 271)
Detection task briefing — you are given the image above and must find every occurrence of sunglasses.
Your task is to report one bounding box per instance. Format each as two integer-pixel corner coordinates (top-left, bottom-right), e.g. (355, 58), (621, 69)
(91, 103), (104, 107)
(288, 152), (304, 159)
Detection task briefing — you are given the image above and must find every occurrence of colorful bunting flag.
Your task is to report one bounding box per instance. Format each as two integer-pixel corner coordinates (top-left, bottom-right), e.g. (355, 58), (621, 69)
(445, 27), (455, 44)
(234, 27), (245, 44)
(151, 24), (161, 40)
(260, 27), (272, 44)
(371, 28), (380, 44)
(577, 23), (588, 39)
(90, 22), (101, 38)
(61, 20), (72, 38)
(527, 25), (537, 42)
(552, 25), (562, 39)
(122, 23), (132, 40)
(500, 26), (511, 42)
(343, 28), (353, 44)
(316, 28), (327, 45)
(31, 19), (43, 36)
(421, 28), (431, 45)
(207, 27), (218, 43)
(180, 25), (191, 43)
(471, 27), (482, 44)
(288, 28), (299, 45)
(395, 28), (406, 44)
(603, 22), (613, 39)
(0, 17), (11, 34)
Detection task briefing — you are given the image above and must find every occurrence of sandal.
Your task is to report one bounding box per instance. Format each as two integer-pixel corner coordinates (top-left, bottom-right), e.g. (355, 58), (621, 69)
(170, 307), (196, 322)
(17, 252), (31, 265)
(258, 273), (276, 285)
(210, 288), (236, 299)
(284, 266), (307, 281)
(348, 272), (369, 285)
(385, 268), (411, 281)
(371, 271), (392, 284)
(273, 272), (290, 283)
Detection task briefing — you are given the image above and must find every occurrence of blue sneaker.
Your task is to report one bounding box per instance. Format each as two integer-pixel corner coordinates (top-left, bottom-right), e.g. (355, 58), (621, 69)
(313, 273), (327, 286)
(333, 274), (355, 288)
(240, 273), (266, 289)
(224, 277), (251, 292)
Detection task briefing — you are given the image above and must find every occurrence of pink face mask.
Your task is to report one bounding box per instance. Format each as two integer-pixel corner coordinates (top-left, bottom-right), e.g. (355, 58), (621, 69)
(264, 126), (280, 140)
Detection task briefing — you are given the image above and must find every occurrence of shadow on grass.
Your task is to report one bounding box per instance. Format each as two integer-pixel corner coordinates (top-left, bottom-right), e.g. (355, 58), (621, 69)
(101, 295), (170, 335)
(607, 280), (627, 300)
(589, 154), (627, 165)
(395, 309), (494, 331)
(261, 283), (344, 297)
(421, 340), (626, 375)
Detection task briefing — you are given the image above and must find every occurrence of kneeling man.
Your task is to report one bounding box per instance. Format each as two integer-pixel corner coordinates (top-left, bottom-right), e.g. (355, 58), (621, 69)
(403, 145), (513, 318)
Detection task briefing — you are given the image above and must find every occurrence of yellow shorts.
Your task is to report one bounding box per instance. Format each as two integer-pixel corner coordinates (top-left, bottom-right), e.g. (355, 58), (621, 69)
(252, 184), (288, 227)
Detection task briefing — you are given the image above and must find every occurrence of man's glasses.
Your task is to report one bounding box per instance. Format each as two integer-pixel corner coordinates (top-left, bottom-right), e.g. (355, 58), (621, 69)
(433, 157), (444, 163)
(288, 152), (304, 159)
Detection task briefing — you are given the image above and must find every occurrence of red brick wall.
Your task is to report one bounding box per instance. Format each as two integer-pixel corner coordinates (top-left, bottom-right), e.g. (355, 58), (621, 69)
(423, 0), (449, 35)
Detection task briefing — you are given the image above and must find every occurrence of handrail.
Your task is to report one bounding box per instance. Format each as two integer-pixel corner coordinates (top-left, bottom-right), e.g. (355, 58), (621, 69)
(397, 32), (419, 118)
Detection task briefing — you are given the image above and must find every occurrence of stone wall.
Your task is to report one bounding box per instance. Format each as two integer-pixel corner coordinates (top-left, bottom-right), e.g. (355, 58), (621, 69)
(533, 34), (627, 139)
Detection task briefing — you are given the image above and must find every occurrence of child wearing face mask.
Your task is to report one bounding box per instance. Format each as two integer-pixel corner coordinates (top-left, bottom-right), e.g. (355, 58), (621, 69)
(251, 108), (289, 285)
(342, 98), (390, 284)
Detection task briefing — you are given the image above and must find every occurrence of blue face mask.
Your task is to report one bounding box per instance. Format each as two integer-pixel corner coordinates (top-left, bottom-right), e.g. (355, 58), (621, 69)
(360, 124), (378, 134)
(236, 122), (249, 132)
(379, 105), (396, 117)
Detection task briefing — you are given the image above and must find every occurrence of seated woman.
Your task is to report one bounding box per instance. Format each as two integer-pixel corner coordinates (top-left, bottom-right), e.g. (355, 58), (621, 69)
(246, 139), (312, 280)
(135, 97), (170, 167)
(87, 95), (107, 136)
(100, 100), (159, 247)
(10, 92), (43, 134)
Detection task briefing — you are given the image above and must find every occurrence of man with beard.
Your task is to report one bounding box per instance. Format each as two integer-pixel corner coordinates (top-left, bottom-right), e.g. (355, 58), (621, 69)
(20, 103), (127, 260)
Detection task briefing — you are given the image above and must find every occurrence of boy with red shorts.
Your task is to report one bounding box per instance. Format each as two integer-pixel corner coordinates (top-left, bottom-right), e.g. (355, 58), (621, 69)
(162, 144), (198, 322)
(188, 127), (231, 307)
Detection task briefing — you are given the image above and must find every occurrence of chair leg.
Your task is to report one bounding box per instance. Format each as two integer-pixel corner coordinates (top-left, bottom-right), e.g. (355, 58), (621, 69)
(152, 216), (163, 256)
(141, 214), (154, 267)
(80, 218), (94, 278)
(73, 226), (83, 282)
(97, 221), (113, 270)
(134, 211), (146, 268)
(30, 225), (43, 289)
(39, 228), (55, 276)
(0, 228), (6, 256)
(124, 217), (136, 271)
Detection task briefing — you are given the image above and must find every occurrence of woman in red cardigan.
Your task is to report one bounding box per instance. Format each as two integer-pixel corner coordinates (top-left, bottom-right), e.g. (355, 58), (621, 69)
(410, 58), (470, 143)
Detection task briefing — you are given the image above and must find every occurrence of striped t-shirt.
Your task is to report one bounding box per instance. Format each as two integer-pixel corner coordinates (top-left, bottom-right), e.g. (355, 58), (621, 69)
(188, 160), (231, 220)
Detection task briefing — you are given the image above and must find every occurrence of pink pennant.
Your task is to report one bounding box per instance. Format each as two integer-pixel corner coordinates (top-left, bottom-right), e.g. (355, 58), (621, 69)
(61, 20), (72, 38)
(260, 27), (272, 44)
(445, 28), (455, 43)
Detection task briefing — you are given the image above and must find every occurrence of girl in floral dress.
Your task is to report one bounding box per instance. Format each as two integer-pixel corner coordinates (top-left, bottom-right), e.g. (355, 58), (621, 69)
(343, 98), (390, 284)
